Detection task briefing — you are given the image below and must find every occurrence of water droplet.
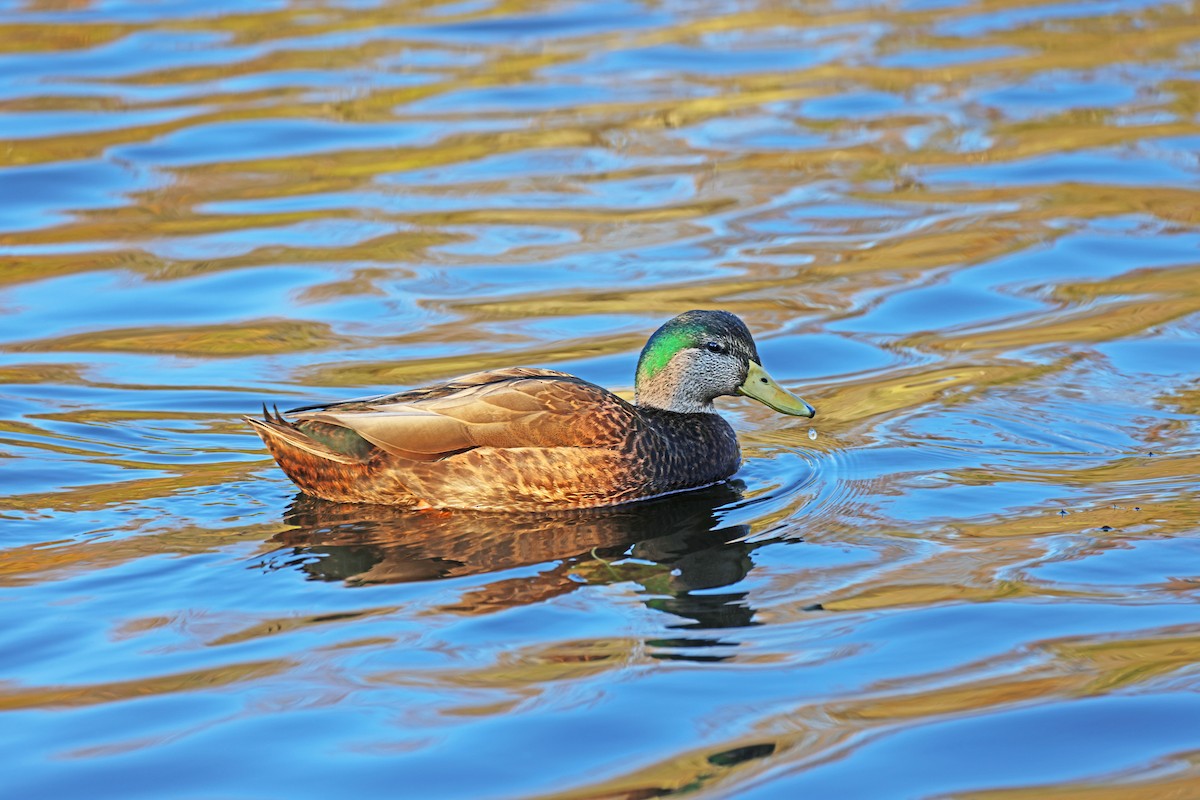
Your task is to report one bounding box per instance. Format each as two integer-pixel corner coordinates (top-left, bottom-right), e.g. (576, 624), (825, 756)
(808, 427), (817, 440)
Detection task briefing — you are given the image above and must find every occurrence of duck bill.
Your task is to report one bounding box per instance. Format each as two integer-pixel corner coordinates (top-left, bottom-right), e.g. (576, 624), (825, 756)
(737, 361), (816, 417)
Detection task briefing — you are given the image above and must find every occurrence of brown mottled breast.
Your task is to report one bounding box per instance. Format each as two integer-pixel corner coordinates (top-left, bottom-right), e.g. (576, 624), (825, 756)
(628, 407), (742, 496)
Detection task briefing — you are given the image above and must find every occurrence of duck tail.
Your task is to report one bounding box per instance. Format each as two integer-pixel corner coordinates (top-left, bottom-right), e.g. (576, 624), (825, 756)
(245, 405), (361, 466)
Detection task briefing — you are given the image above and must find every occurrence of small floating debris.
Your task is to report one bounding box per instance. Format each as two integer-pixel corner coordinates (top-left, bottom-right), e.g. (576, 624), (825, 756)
(808, 427), (817, 441)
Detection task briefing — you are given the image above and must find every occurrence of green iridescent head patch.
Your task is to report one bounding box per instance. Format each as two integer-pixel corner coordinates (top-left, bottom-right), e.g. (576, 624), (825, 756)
(636, 326), (700, 382)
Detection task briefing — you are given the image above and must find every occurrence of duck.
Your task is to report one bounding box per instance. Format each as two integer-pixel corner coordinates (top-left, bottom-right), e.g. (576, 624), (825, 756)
(247, 310), (815, 511)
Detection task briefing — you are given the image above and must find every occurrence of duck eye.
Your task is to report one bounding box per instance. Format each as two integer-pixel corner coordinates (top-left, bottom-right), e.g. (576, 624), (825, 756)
(705, 341), (723, 354)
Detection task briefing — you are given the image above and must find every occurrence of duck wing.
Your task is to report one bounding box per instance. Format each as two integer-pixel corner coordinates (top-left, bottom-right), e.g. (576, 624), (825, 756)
(288, 368), (642, 462)
(285, 368), (576, 413)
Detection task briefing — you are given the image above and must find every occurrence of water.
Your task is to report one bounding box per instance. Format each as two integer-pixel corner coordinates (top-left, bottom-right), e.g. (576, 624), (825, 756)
(2, 0), (1199, 796)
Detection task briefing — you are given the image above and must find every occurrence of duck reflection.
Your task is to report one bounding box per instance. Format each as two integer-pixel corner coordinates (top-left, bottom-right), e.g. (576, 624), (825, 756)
(264, 482), (759, 638)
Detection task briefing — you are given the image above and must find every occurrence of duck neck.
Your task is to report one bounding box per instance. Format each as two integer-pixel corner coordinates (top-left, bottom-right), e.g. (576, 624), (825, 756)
(635, 361), (716, 414)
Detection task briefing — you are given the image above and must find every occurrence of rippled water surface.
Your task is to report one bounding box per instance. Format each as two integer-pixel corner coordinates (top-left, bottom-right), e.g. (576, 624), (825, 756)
(3, 0), (1200, 796)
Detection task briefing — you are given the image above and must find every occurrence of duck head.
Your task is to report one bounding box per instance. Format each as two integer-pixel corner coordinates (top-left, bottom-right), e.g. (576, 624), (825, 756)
(634, 310), (816, 418)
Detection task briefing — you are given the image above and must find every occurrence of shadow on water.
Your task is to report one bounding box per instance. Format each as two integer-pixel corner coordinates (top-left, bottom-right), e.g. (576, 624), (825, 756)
(264, 482), (765, 642)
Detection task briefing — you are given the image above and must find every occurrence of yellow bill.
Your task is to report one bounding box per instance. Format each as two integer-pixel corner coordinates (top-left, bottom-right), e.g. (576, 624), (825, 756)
(737, 361), (815, 417)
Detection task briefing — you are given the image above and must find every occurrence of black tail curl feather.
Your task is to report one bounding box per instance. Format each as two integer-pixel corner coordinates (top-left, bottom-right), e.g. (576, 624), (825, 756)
(259, 403), (290, 426)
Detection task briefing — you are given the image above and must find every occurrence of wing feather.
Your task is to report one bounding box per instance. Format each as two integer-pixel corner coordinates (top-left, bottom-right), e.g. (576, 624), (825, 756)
(288, 369), (639, 462)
